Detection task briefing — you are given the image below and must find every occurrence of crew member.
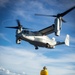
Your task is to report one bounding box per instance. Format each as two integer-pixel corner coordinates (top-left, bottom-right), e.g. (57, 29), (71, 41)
(40, 66), (48, 75)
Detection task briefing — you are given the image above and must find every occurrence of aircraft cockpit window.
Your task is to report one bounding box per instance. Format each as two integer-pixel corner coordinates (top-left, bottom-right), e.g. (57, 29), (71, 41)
(23, 30), (26, 33)
(26, 31), (29, 34)
(23, 30), (29, 34)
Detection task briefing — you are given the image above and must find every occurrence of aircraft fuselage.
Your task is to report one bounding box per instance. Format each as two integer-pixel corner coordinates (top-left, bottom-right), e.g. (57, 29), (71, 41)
(16, 32), (56, 49)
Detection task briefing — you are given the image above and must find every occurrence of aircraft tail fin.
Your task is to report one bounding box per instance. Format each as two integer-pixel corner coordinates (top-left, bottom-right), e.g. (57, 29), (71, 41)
(56, 34), (70, 46)
(65, 34), (70, 46)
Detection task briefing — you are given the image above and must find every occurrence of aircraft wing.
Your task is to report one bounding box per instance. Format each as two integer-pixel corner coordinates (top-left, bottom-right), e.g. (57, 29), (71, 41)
(37, 24), (55, 35)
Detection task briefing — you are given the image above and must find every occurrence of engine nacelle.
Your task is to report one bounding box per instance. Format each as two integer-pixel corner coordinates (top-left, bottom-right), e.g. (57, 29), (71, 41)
(16, 29), (22, 44)
(16, 27), (22, 34)
(54, 18), (61, 36)
(16, 39), (21, 44)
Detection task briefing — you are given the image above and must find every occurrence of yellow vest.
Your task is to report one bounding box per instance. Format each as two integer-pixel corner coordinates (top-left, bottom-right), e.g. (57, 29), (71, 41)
(40, 69), (48, 75)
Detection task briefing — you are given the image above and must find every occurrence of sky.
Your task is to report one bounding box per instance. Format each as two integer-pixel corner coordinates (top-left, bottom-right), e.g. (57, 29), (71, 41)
(0, 0), (75, 75)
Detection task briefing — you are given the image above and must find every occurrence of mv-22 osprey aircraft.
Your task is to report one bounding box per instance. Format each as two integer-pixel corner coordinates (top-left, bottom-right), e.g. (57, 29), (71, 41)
(6, 6), (75, 49)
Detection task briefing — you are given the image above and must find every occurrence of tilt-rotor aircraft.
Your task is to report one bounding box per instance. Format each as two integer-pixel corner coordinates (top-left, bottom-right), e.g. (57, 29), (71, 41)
(6, 6), (75, 49)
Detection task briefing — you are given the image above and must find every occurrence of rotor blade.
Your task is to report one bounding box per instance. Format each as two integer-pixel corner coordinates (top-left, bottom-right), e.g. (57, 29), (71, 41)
(16, 20), (21, 26)
(23, 27), (29, 29)
(5, 26), (18, 29)
(35, 14), (57, 17)
(6, 26), (31, 29)
(61, 19), (66, 23)
(60, 6), (75, 17)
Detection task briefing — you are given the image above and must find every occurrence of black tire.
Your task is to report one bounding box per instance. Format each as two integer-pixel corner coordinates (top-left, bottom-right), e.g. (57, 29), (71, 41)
(46, 43), (50, 48)
(35, 46), (38, 50)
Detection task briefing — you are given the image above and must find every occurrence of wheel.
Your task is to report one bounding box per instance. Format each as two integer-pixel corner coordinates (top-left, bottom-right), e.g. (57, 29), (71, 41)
(35, 46), (38, 50)
(46, 43), (50, 48)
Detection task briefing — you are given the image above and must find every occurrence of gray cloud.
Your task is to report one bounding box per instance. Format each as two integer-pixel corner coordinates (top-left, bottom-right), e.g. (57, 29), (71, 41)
(0, 67), (26, 75)
(0, 0), (9, 7)
(0, 46), (75, 75)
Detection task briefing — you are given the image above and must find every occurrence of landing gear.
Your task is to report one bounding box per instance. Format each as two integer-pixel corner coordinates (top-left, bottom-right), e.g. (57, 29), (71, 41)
(35, 46), (38, 50)
(46, 43), (50, 48)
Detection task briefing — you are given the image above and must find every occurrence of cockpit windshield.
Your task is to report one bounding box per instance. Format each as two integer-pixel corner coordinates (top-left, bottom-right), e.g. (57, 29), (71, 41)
(22, 30), (29, 34)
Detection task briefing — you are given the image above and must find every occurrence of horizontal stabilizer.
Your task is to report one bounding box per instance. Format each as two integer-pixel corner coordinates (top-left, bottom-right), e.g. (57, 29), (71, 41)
(56, 34), (70, 46)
